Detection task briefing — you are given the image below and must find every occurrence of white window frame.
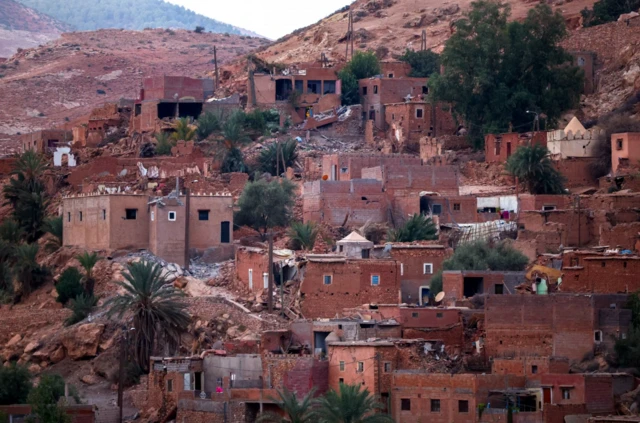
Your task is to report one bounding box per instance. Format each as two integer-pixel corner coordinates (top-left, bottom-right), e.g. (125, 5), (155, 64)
(357, 361), (364, 373)
(168, 211), (177, 221)
(594, 330), (603, 343)
(248, 269), (253, 290)
(423, 263), (433, 275)
(371, 275), (380, 286)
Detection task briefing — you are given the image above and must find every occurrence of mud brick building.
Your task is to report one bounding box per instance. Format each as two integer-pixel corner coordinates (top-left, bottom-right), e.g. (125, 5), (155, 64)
(372, 244), (452, 303)
(62, 192), (233, 266)
(611, 132), (640, 173)
(399, 307), (464, 347)
(131, 76), (212, 133)
(420, 195), (478, 224)
(492, 356), (570, 376)
(484, 294), (630, 361)
(442, 270), (526, 302)
(558, 251), (640, 293)
(300, 255), (401, 318)
(485, 132), (547, 163)
(234, 247), (296, 294)
(359, 77), (428, 130)
(248, 63), (341, 120)
(321, 153), (421, 181)
(21, 129), (72, 153)
(385, 101), (457, 148)
(380, 61), (412, 78)
(569, 51), (596, 94)
(519, 195), (573, 212)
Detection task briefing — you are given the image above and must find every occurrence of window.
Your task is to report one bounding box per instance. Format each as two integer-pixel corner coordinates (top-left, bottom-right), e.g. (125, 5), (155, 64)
(361, 249), (370, 259)
(412, 312), (419, 318)
(616, 138), (623, 150)
(67, 212), (71, 222)
(323, 80), (336, 94)
(79, 211), (83, 222)
(294, 80), (303, 94)
(168, 211), (177, 221)
(340, 167), (348, 174)
(167, 379), (173, 392)
(432, 204), (442, 215)
(102, 209), (106, 220)
(453, 203), (461, 211)
(561, 388), (572, 400)
(221, 221), (231, 243)
(151, 211), (155, 221)
(384, 362), (392, 372)
(458, 400), (469, 413)
(431, 399), (441, 412)
(198, 210), (209, 221)
(339, 245), (344, 253)
(423, 263), (433, 275)
(416, 108), (424, 118)
(400, 263), (404, 276)
(324, 275), (333, 285)
(495, 284), (504, 294)
(357, 362), (364, 373)
(531, 365), (538, 374)
(594, 330), (602, 342)
(340, 361), (345, 371)
(307, 80), (321, 94)
(401, 399), (411, 411)
(373, 85), (378, 94)
(183, 373), (192, 391)
(388, 73), (394, 78)
(339, 378), (344, 384)
(125, 209), (137, 220)
(577, 57), (585, 66)
(543, 205), (556, 211)
(601, 261), (606, 268)
(436, 312), (443, 318)
(422, 86), (428, 94)
(362, 86), (368, 95)
(371, 275), (380, 286)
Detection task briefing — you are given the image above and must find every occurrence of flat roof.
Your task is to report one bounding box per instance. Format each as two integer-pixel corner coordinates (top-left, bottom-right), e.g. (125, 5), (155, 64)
(373, 244), (446, 250)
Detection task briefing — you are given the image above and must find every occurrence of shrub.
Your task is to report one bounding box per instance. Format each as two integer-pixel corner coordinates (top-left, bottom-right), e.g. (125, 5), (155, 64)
(287, 222), (319, 251)
(154, 132), (175, 156)
(196, 112), (221, 140)
(56, 267), (84, 305)
(388, 214), (438, 242)
(65, 294), (98, 326)
(194, 26), (205, 33)
(0, 362), (32, 405)
(338, 51), (381, 105)
(258, 139), (298, 176)
(0, 220), (23, 244)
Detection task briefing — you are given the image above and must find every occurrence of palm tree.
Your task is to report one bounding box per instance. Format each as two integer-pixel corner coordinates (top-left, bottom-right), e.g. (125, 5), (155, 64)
(155, 132), (175, 156)
(259, 139), (299, 176)
(14, 243), (48, 297)
(287, 222), (319, 251)
(106, 261), (190, 371)
(43, 216), (63, 252)
(0, 219), (23, 244)
(171, 117), (196, 142)
(65, 293), (98, 326)
(257, 388), (316, 423)
(76, 251), (101, 296)
(196, 111), (221, 140)
(505, 144), (566, 194)
(314, 383), (394, 423)
(387, 214), (437, 242)
(218, 112), (251, 173)
(3, 151), (46, 209)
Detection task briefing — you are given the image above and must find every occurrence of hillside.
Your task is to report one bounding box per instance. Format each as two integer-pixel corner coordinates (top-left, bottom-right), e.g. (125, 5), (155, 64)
(0, 29), (269, 155)
(0, 0), (71, 57)
(16, 0), (261, 37)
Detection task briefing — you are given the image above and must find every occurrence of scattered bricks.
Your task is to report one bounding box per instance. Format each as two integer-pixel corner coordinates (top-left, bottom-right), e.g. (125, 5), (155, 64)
(300, 258), (401, 319)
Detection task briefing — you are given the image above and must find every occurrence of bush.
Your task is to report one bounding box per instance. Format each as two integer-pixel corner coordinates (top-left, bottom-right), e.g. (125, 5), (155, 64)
(338, 51), (381, 105)
(235, 178), (296, 239)
(196, 112), (221, 140)
(399, 49), (440, 78)
(0, 362), (32, 405)
(0, 219), (23, 243)
(56, 267), (84, 305)
(258, 139), (298, 176)
(65, 294), (98, 326)
(287, 222), (319, 250)
(388, 214), (437, 242)
(221, 148), (248, 173)
(154, 132), (175, 156)
(194, 26), (205, 33)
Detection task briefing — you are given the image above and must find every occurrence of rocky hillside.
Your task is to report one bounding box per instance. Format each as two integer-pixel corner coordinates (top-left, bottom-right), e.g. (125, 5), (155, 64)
(0, 0), (71, 57)
(0, 29), (268, 155)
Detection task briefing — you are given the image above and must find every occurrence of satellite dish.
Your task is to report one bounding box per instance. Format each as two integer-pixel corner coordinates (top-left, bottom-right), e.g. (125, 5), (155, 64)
(435, 291), (445, 303)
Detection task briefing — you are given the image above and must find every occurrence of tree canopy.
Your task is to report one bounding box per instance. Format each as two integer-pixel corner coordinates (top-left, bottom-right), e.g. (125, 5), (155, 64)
(338, 51), (381, 105)
(429, 1), (583, 147)
(399, 49), (440, 78)
(505, 144), (566, 194)
(16, 0), (246, 33)
(581, 0), (640, 27)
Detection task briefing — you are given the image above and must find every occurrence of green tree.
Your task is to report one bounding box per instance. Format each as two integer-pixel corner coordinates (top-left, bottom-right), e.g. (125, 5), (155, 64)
(42, 216), (63, 252)
(259, 139), (298, 176)
(154, 132), (175, 156)
(194, 25), (205, 33)
(107, 261), (190, 371)
(387, 214), (437, 242)
(26, 374), (72, 423)
(0, 362), (32, 405)
(505, 144), (566, 194)
(14, 244), (48, 298)
(3, 151), (49, 242)
(0, 240), (14, 303)
(171, 117), (196, 142)
(196, 112), (221, 140)
(65, 293), (98, 326)
(256, 388), (316, 423)
(55, 267), (84, 305)
(235, 178), (296, 240)
(287, 222), (319, 251)
(314, 383), (393, 423)
(0, 219), (24, 244)
(399, 49), (440, 78)
(76, 251), (101, 296)
(430, 240), (529, 293)
(581, 0), (640, 27)
(338, 51), (381, 105)
(429, 2), (583, 147)
(219, 111), (251, 173)
(614, 292), (640, 368)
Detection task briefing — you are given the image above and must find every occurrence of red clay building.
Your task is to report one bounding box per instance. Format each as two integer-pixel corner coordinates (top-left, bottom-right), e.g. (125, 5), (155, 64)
(385, 101), (457, 149)
(321, 153), (422, 181)
(559, 251), (640, 293)
(359, 77), (429, 130)
(443, 270), (527, 302)
(485, 132), (547, 163)
(300, 255), (401, 318)
(611, 132), (640, 174)
(21, 129), (72, 153)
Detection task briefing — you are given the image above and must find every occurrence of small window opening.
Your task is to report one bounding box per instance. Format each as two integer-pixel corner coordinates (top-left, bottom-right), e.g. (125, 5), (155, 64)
(495, 284), (504, 294)
(198, 210), (209, 221)
(384, 362), (392, 372)
(362, 86), (368, 95)
(416, 108), (424, 118)
(371, 275), (380, 286)
(102, 209), (106, 220)
(459, 400), (469, 413)
(531, 365), (538, 374)
(340, 361), (345, 371)
(323, 275), (332, 285)
(401, 399), (411, 411)
(125, 209), (137, 220)
(357, 362), (364, 373)
(431, 399), (441, 412)
(168, 211), (177, 221)
(436, 312), (443, 318)
(373, 85), (378, 94)
(79, 211), (83, 222)
(595, 330), (602, 342)
(616, 139), (623, 150)
(412, 312), (419, 318)
(167, 379), (173, 392)
(453, 203), (461, 211)
(561, 388), (571, 400)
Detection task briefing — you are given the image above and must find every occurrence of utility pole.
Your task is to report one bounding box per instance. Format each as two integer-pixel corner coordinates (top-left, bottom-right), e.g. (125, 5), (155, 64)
(345, 11), (354, 61)
(248, 58), (257, 107)
(267, 233), (274, 312)
(184, 187), (191, 271)
(420, 30), (427, 51)
(213, 46), (219, 91)
(117, 328), (126, 423)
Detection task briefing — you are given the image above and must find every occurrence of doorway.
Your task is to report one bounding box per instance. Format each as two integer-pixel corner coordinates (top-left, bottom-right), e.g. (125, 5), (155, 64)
(463, 277), (484, 297)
